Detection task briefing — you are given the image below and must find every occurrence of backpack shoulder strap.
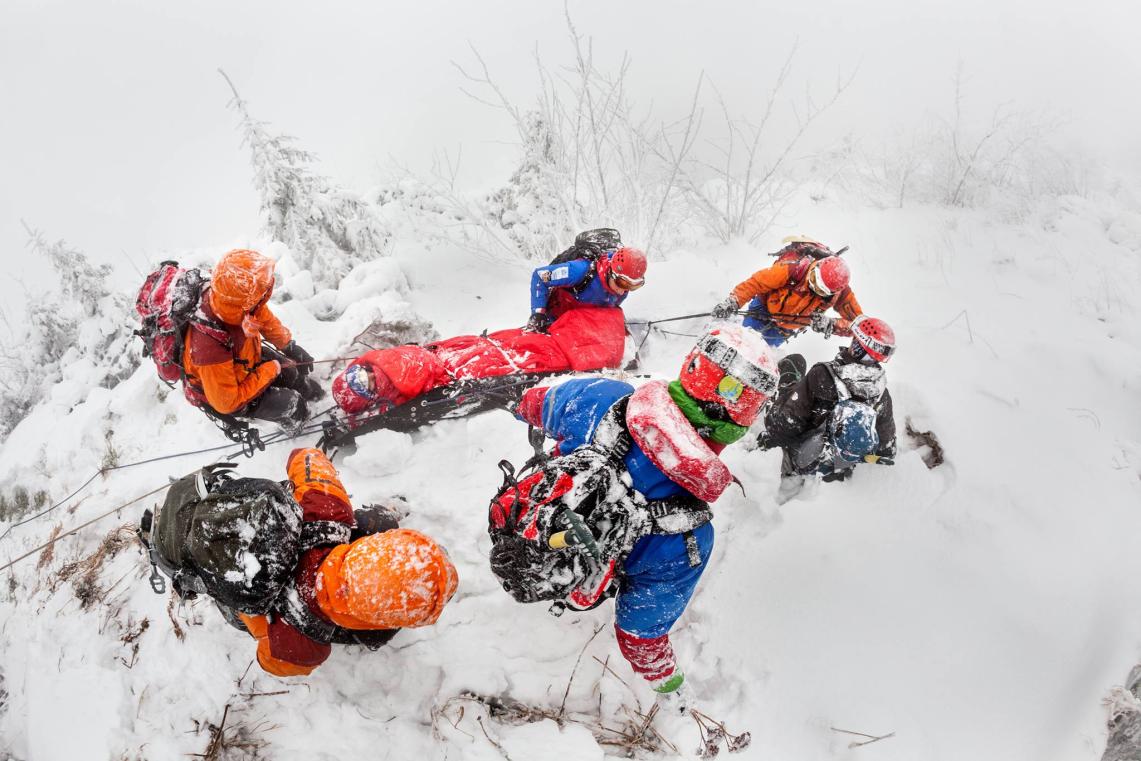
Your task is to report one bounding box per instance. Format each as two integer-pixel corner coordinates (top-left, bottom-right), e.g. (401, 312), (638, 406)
(590, 395), (632, 460)
(778, 253), (813, 284)
(823, 362), (851, 400)
(568, 258), (599, 297)
(186, 304), (236, 366)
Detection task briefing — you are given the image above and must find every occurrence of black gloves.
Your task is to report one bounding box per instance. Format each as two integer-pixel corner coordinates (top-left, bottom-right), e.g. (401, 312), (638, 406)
(711, 296), (739, 320)
(810, 313), (836, 338)
(283, 341), (315, 374)
(352, 504), (403, 539)
(524, 312), (552, 334)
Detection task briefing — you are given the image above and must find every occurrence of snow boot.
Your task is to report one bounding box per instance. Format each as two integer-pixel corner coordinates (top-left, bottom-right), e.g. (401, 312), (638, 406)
(299, 376), (327, 402)
(653, 673), (694, 716)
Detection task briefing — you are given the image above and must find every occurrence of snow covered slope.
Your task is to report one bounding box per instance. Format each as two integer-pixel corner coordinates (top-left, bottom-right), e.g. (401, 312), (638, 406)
(2, 189), (1140, 761)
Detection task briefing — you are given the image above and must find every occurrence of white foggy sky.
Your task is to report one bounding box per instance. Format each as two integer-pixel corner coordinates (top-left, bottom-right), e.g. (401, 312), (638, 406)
(1, 0), (1138, 315)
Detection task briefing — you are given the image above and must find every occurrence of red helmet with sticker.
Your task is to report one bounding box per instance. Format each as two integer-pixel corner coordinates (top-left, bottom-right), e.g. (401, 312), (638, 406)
(850, 316), (896, 363)
(807, 256), (849, 297)
(679, 324), (779, 426)
(602, 247), (647, 294)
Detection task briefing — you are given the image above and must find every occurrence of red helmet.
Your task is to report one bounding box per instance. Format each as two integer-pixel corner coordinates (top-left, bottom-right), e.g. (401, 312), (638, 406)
(603, 247), (647, 293)
(807, 256), (849, 298)
(850, 316), (896, 363)
(332, 361), (398, 414)
(679, 324), (779, 426)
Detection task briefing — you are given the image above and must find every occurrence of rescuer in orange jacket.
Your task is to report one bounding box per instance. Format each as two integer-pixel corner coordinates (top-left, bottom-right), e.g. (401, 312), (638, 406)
(237, 448), (459, 677)
(182, 249), (324, 427)
(711, 236), (864, 347)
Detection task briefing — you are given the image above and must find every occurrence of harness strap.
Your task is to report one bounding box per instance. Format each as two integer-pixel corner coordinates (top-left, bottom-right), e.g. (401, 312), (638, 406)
(644, 496), (713, 536)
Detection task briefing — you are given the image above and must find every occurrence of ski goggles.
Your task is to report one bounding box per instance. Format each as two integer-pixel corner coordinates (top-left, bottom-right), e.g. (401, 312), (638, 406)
(806, 266), (833, 297)
(344, 363), (377, 399)
(697, 334), (778, 397)
(608, 272), (645, 291)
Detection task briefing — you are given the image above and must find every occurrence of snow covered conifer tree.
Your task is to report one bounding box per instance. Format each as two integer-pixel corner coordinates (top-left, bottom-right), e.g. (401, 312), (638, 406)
(484, 111), (573, 260)
(0, 227), (137, 435)
(221, 71), (389, 291)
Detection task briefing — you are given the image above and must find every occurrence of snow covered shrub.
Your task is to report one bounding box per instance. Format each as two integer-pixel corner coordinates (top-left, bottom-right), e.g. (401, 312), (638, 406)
(451, 21), (851, 257)
(828, 67), (1082, 214)
(0, 228), (137, 436)
(0, 485), (48, 523)
(450, 14), (706, 260)
(222, 72), (390, 291)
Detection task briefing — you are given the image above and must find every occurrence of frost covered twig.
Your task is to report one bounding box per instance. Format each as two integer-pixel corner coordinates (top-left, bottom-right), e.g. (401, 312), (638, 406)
(435, 690), (672, 755)
(190, 701), (274, 761)
(830, 726), (896, 748)
(691, 709), (752, 756)
(560, 623), (605, 718)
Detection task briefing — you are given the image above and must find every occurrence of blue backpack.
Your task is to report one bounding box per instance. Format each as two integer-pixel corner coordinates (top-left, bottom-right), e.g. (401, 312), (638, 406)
(828, 399), (879, 462)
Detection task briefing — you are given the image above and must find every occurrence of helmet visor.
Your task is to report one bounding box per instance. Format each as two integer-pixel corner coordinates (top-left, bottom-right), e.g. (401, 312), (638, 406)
(698, 335), (778, 397)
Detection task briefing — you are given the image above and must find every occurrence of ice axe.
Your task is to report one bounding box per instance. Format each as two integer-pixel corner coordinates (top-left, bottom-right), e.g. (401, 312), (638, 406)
(548, 509), (602, 561)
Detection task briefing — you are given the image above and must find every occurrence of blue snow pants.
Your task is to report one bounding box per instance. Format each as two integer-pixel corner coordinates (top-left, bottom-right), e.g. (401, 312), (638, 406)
(614, 522), (715, 638)
(741, 297), (791, 348)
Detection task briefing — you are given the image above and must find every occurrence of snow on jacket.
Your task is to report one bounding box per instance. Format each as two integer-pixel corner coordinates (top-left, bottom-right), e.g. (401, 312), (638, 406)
(333, 307), (627, 416)
(730, 257), (863, 335)
(239, 448), (458, 677)
(182, 253), (294, 414)
(765, 350), (896, 457)
(515, 377), (733, 687)
(530, 256), (627, 316)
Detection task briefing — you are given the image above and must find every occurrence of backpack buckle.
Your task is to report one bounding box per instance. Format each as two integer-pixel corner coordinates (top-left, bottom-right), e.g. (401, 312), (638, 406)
(148, 565), (167, 594)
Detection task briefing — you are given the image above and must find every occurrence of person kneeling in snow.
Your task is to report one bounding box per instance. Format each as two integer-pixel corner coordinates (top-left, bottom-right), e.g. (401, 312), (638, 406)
(525, 228), (647, 333)
(757, 316), (897, 501)
(139, 447), (458, 677)
(502, 325), (778, 708)
(182, 249), (324, 429)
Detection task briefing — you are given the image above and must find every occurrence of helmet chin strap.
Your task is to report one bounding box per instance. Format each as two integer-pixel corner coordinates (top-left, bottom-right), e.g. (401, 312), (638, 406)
(844, 344), (879, 366)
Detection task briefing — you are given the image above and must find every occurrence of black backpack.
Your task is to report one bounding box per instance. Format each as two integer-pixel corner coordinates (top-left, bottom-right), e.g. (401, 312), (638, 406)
(141, 464), (309, 614)
(549, 228), (622, 267)
(487, 448), (634, 612)
(486, 399), (644, 613)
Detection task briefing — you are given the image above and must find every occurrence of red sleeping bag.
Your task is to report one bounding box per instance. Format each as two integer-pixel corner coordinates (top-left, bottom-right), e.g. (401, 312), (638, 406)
(332, 307), (627, 415)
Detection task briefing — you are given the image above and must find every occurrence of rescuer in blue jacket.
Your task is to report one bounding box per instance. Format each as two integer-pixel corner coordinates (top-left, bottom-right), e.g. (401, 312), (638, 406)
(525, 241), (647, 333)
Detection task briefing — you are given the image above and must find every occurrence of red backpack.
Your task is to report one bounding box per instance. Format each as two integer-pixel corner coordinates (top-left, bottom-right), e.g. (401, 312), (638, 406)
(771, 242), (849, 285)
(134, 261), (208, 389)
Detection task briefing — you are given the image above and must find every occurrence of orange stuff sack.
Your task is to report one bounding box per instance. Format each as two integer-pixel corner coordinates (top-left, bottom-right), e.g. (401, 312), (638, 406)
(315, 529), (459, 630)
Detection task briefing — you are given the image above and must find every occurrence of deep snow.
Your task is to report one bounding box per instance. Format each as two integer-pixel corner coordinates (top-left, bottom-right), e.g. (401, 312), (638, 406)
(2, 189), (1141, 760)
